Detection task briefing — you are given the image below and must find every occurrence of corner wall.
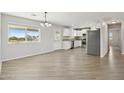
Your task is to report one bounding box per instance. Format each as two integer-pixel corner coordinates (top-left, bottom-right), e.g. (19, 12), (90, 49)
(100, 23), (108, 57)
(1, 14), (64, 61)
(121, 22), (124, 54)
(0, 13), (2, 72)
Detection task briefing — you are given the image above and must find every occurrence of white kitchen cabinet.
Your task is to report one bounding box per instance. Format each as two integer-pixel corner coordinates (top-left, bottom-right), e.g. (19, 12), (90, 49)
(74, 40), (82, 47)
(63, 28), (72, 36)
(62, 41), (71, 50)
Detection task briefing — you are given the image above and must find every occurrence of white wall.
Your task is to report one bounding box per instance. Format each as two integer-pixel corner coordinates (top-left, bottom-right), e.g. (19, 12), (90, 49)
(54, 27), (64, 50)
(1, 14), (64, 61)
(121, 22), (124, 54)
(100, 23), (108, 57)
(0, 13), (2, 73)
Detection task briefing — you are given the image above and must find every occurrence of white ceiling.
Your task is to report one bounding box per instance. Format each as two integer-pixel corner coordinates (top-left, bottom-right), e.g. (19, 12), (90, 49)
(4, 12), (124, 27)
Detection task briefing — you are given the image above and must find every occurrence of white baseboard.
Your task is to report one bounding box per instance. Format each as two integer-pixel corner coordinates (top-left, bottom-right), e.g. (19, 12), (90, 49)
(100, 50), (108, 58)
(2, 50), (55, 62)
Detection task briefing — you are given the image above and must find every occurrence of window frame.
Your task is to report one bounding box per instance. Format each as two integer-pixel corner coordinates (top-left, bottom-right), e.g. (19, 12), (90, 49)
(109, 32), (113, 40)
(8, 23), (41, 44)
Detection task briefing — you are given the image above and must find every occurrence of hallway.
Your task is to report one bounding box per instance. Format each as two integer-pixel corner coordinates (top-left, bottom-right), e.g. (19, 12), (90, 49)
(0, 47), (124, 80)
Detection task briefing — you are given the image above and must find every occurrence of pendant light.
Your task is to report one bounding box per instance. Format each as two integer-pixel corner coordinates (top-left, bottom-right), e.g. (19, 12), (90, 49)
(40, 12), (52, 27)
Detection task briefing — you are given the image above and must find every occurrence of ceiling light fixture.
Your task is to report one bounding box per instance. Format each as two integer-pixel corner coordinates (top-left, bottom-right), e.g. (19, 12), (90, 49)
(111, 21), (117, 24)
(40, 12), (52, 27)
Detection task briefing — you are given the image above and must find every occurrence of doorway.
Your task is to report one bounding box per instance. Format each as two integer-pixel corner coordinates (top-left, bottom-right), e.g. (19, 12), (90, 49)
(108, 23), (121, 53)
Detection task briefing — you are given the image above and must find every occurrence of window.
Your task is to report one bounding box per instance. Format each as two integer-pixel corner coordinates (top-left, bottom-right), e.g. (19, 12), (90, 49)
(8, 25), (26, 43)
(8, 24), (40, 44)
(109, 32), (112, 40)
(26, 28), (40, 42)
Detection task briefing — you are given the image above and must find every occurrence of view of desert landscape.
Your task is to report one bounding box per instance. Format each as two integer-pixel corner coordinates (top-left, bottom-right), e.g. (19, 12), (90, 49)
(8, 25), (40, 44)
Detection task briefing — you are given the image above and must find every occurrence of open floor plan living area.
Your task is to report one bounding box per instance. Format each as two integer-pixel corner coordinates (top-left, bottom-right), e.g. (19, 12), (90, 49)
(0, 12), (124, 80)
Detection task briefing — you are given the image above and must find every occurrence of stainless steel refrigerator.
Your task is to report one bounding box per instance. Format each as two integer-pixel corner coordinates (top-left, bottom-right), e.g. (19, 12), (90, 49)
(87, 29), (100, 56)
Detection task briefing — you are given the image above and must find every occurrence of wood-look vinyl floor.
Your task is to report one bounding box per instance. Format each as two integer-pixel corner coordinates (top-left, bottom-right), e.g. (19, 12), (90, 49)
(0, 47), (124, 80)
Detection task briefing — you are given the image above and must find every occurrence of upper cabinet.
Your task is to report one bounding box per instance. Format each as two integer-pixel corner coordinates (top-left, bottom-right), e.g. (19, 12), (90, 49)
(73, 29), (83, 36)
(63, 28), (72, 36)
